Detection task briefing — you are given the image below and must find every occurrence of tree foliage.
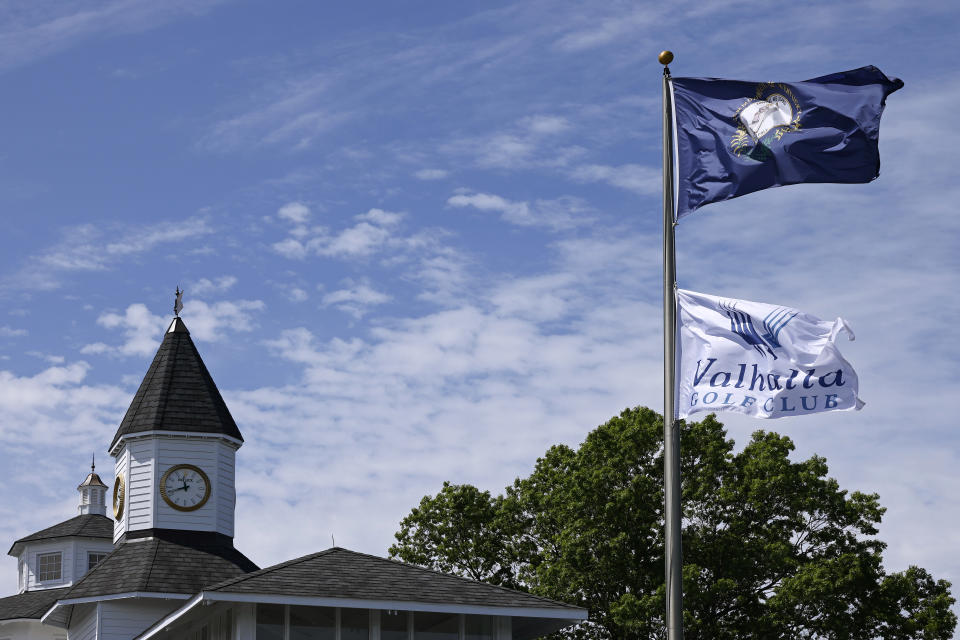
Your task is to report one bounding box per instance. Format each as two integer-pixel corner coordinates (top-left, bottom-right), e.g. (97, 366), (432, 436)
(389, 407), (956, 639)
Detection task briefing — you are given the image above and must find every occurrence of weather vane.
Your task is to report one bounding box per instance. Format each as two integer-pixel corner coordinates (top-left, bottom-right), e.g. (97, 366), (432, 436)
(174, 286), (184, 317)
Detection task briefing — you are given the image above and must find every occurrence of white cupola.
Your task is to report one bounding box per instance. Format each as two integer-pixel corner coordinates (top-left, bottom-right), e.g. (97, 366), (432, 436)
(77, 454), (108, 516)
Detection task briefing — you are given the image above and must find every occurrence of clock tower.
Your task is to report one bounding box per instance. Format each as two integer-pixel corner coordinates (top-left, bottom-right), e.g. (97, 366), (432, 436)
(109, 315), (244, 544)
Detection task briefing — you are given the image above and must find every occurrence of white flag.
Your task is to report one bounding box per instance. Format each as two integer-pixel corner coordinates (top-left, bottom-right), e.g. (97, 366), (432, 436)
(677, 289), (864, 419)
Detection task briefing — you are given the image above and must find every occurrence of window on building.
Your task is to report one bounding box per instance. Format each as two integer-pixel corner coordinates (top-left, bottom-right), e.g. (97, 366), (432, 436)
(380, 610), (409, 640)
(253, 606), (393, 640)
(88, 552), (109, 571)
(340, 608), (369, 640)
(465, 615), (494, 640)
(414, 612), (459, 640)
(289, 605), (335, 640)
(256, 604), (284, 640)
(37, 552), (62, 581)
(193, 608), (233, 640)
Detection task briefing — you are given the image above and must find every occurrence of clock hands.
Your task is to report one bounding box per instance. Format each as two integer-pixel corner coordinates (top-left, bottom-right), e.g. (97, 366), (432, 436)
(170, 478), (194, 493)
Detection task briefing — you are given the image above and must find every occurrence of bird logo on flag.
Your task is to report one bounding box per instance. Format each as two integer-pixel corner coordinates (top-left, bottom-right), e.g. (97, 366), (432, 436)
(719, 301), (797, 360)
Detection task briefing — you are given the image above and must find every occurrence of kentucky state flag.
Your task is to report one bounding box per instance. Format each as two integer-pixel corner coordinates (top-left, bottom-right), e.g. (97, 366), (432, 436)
(673, 66), (903, 219)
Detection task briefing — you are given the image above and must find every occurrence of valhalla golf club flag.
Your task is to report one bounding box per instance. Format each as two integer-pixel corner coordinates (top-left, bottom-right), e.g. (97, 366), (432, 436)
(677, 289), (864, 419)
(672, 65), (903, 219)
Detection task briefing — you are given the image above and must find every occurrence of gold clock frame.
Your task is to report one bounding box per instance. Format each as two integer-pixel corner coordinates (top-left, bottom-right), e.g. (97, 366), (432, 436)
(159, 464), (211, 512)
(113, 475), (125, 522)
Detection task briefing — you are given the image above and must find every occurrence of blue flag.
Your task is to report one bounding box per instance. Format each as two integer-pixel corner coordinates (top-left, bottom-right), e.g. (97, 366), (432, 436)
(672, 66), (903, 219)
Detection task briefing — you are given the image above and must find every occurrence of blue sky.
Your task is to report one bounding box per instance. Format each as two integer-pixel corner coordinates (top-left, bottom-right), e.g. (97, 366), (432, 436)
(0, 0), (957, 609)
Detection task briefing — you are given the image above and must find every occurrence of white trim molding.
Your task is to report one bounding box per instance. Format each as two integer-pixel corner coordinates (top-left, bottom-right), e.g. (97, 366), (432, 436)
(110, 431), (243, 456)
(40, 591), (193, 628)
(135, 590), (587, 640)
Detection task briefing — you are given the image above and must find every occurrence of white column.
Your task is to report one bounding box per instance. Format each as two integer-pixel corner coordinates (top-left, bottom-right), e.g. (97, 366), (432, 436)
(234, 603), (257, 640)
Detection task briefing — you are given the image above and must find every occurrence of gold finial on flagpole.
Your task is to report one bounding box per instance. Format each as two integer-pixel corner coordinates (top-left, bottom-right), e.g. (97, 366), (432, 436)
(658, 50), (674, 66)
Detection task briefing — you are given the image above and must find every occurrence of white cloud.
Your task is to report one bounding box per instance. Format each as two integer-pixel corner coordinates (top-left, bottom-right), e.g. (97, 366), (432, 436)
(27, 351), (65, 364)
(5, 216), (213, 292)
(522, 114), (570, 135)
(552, 6), (662, 52)
(272, 238), (308, 260)
(0, 326), (27, 337)
(277, 202), (311, 224)
(414, 169), (449, 181)
(321, 282), (391, 318)
(180, 299), (267, 341)
(0, 358), (131, 581)
(104, 218), (212, 256)
(191, 276), (238, 296)
(569, 163), (660, 195)
(319, 222), (392, 257)
(357, 208), (403, 227)
(197, 72), (351, 152)
(273, 208), (405, 260)
(79, 342), (111, 355)
(442, 114), (582, 171)
(0, 361), (127, 447)
(287, 287), (309, 302)
(94, 303), (167, 357)
(474, 134), (537, 169)
(447, 192), (591, 231)
(227, 230), (663, 568)
(0, 0), (229, 73)
(83, 299), (265, 356)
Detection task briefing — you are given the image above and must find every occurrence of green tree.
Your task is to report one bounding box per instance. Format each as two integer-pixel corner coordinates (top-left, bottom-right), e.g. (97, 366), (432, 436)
(389, 407), (956, 639)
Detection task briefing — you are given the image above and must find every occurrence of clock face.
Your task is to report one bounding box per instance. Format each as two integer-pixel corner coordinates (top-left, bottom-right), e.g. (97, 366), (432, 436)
(159, 464), (211, 512)
(113, 475), (125, 522)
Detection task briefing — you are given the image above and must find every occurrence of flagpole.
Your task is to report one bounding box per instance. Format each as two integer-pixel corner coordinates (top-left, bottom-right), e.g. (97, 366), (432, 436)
(659, 49), (684, 640)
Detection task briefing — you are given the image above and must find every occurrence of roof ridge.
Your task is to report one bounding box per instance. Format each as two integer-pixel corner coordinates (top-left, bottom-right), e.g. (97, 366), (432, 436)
(155, 334), (176, 431)
(59, 544), (120, 596)
(207, 548), (339, 591)
(0, 586), (73, 622)
(339, 548), (573, 608)
(140, 539), (162, 591)
(210, 547), (576, 609)
(9, 514), (112, 553)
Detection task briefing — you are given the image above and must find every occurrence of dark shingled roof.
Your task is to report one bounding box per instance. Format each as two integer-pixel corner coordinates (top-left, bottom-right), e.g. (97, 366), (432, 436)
(0, 587), (70, 621)
(207, 547), (578, 611)
(8, 514), (112, 555)
(110, 317), (243, 451)
(62, 534), (258, 599)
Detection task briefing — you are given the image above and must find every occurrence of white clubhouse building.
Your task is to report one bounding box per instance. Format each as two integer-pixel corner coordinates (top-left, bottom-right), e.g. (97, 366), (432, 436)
(0, 315), (586, 640)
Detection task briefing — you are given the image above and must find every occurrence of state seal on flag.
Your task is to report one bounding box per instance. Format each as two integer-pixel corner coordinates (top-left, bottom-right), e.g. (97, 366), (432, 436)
(730, 82), (802, 158)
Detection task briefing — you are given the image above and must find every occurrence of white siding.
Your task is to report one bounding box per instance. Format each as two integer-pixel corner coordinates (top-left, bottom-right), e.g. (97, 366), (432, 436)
(20, 540), (72, 591)
(127, 439), (157, 531)
(98, 599), (182, 640)
(154, 438), (219, 531)
(216, 442), (236, 537)
(113, 448), (129, 542)
(72, 540), (115, 581)
(16, 539), (114, 592)
(67, 603), (99, 640)
(113, 434), (238, 537)
(0, 619), (66, 640)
